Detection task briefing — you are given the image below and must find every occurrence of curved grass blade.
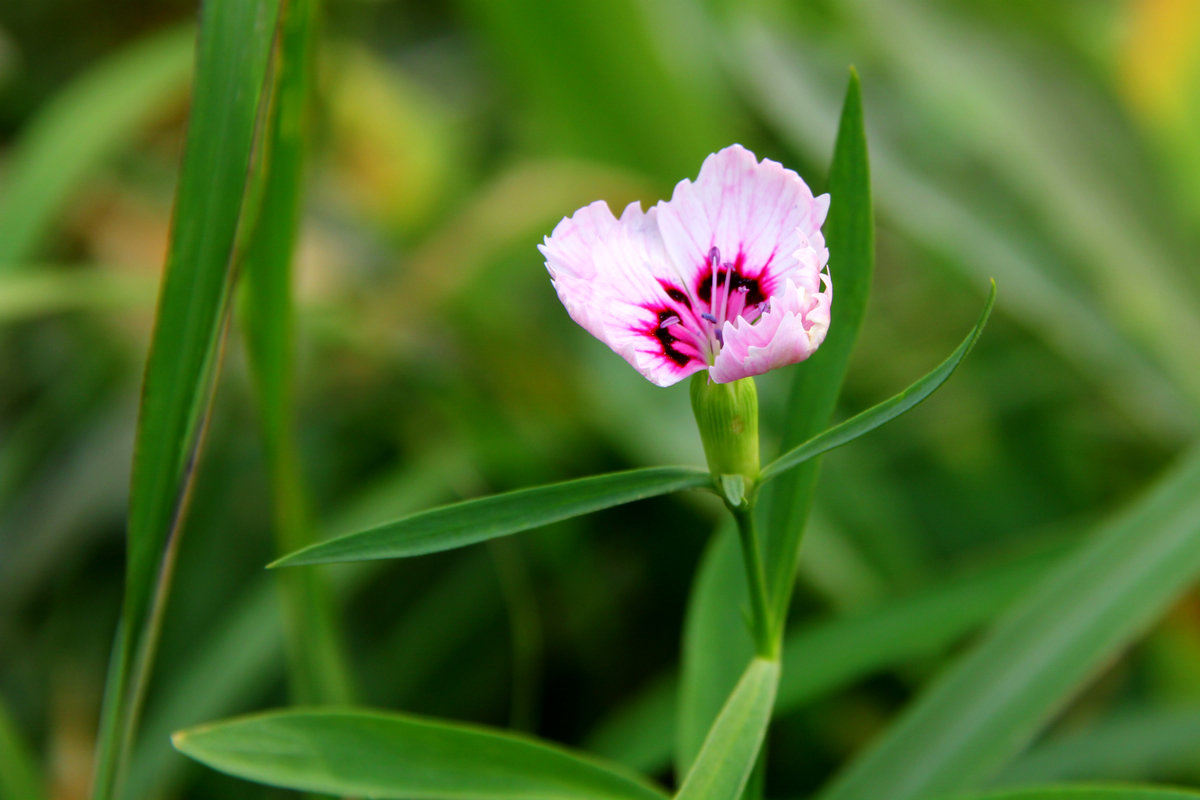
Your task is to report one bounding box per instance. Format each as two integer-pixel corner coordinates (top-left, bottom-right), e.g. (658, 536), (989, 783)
(173, 708), (667, 800)
(90, 3), (283, 798)
(675, 659), (780, 800)
(0, 26), (194, 269)
(816, 446), (1200, 800)
(944, 788), (1200, 800)
(759, 280), (995, 484)
(272, 466), (712, 567)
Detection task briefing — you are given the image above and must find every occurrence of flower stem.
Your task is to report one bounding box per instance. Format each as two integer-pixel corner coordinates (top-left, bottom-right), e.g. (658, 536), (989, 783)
(730, 503), (779, 660)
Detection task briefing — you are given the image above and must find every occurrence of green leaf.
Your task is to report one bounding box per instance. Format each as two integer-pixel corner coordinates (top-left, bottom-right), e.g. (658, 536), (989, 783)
(762, 66), (875, 620)
(240, 0), (352, 706)
(0, 695), (44, 800)
(0, 26), (194, 268)
(944, 788), (1200, 800)
(173, 708), (667, 800)
(272, 467), (712, 566)
(994, 705), (1200, 787)
(816, 446), (1200, 800)
(91, 3), (283, 798)
(591, 545), (1056, 775)
(122, 0), (281, 678)
(675, 659), (780, 800)
(759, 280), (995, 484)
(676, 526), (754, 779)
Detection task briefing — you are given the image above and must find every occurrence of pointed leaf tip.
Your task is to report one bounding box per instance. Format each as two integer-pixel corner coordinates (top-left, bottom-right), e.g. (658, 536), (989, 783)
(272, 467), (713, 566)
(759, 281), (995, 484)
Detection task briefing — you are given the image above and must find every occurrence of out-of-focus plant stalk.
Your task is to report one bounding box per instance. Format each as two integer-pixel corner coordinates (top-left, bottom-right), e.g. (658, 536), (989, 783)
(242, 0), (354, 705)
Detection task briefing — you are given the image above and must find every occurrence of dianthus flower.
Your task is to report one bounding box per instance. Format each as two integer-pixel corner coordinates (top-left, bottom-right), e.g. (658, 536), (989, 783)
(540, 144), (831, 386)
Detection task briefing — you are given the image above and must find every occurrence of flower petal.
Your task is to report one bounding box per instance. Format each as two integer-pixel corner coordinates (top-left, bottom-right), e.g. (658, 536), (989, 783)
(709, 274), (832, 383)
(655, 144), (829, 302)
(539, 200), (708, 386)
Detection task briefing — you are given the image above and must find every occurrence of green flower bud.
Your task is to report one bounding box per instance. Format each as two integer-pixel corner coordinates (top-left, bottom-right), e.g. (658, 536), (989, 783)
(690, 373), (760, 504)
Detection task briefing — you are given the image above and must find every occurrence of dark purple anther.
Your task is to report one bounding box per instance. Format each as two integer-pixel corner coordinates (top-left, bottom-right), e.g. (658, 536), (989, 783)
(701, 312), (718, 324)
(708, 246), (721, 266)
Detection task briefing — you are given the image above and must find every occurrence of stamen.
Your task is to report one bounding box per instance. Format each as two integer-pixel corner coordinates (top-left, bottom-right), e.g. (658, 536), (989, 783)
(701, 312), (718, 324)
(708, 246), (721, 266)
(715, 262), (735, 332)
(659, 315), (680, 328)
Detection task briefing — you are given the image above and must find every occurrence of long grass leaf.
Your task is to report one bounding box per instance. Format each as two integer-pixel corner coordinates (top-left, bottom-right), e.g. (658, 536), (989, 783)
(762, 67), (875, 623)
(272, 467), (712, 566)
(90, 3), (283, 798)
(675, 525), (754, 779)
(173, 708), (668, 800)
(675, 659), (779, 800)
(240, 0), (352, 705)
(817, 446), (1200, 800)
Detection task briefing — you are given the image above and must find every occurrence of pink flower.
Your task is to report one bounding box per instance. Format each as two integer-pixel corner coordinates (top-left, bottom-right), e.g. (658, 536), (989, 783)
(539, 145), (832, 386)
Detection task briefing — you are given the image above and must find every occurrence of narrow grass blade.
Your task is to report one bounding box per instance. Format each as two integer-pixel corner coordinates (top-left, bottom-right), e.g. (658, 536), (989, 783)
(240, 0), (352, 705)
(0, 696), (44, 800)
(120, 0), (280, 669)
(173, 708), (668, 800)
(91, 2), (283, 798)
(675, 659), (780, 800)
(676, 526), (754, 779)
(0, 26), (194, 268)
(760, 281), (995, 483)
(591, 545), (1056, 774)
(762, 67), (875, 620)
(944, 789), (1200, 800)
(816, 446), (1200, 800)
(272, 467), (712, 566)
(993, 706), (1200, 786)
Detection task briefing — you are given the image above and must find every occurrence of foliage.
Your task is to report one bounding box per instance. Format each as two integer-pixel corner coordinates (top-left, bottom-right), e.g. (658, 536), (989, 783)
(2, 1), (1199, 799)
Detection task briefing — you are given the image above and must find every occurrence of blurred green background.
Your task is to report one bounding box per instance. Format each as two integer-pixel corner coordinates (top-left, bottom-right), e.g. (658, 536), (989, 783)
(2, 0), (1200, 798)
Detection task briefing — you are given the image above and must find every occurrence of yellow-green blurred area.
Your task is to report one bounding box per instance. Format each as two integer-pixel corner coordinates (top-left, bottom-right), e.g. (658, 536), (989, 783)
(2, 0), (1200, 798)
